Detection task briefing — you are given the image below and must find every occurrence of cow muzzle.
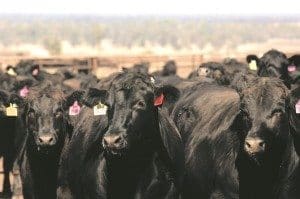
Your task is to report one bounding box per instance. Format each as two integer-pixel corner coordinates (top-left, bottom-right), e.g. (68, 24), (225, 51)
(102, 133), (127, 155)
(244, 137), (266, 155)
(37, 134), (57, 147)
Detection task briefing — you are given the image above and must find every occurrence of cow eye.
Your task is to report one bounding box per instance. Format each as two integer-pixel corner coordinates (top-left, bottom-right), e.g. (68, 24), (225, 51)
(271, 109), (283, 117)
(135, 100), (146, 109)
(28, 111), (35, 119)
(55, 111), (63, 118)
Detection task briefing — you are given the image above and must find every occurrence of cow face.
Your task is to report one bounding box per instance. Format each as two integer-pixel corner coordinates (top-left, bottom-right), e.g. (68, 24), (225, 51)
(248, 50), (292, 88)
(259, 50), (289, 78)
(197, 62), (225, 81)
(86, 72), (179, 157)
(23, 86), (82, 153)
(25, 94), (64, 152)
(238, 78), (289, 164)
(102, 74), (157, 156)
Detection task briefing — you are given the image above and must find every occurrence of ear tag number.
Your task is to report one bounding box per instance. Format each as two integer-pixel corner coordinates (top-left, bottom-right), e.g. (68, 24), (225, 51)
(249, 60), (257, 71)
(69, 101), (81, 116)
(6, 103), (18, 117)
(20, 86), (29, 98)
(296, 100), (300, 114)
(93, 102), (107, 116)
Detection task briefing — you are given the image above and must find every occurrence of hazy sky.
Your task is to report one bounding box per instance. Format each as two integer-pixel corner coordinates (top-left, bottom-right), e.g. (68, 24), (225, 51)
(0, 0), (299, 16)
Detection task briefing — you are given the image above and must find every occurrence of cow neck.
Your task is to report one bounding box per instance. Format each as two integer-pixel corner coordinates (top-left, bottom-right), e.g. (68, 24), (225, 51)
(273, 134), (299, 197)
(238, 130), (299, 198)
(26, 129), (65, 161)
(104, 114), (162, 198)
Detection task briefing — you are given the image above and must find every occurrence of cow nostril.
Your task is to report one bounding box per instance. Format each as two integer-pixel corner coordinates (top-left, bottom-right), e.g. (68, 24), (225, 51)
(103, 138), (108, 146)
(103, 135), (123, 148)
(259, 141), (265, 147)
(49, 137), (53, 143)
(114, 136), (122, 144)
(39, 137), (44, 143)
(245, 141), (251, 149)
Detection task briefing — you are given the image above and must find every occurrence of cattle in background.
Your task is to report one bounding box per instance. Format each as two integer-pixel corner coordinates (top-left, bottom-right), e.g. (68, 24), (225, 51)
(223, 58), (251, 83)
(0, 90), (24, 197)
(123, 62), (150, 74)
(171, 83), (240, 198)
(288, 55), (300, 87)
(187, 62), (231, 85)
(17, 83), (83, 199)
(289, 86), (300, 155)
(246, 49), (293, 88)
(236, 77), (299, 199)
(57, 72), (184, 199)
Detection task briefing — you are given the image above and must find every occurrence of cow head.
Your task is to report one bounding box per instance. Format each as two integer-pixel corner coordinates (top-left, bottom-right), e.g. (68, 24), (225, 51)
(247, 50), (292, 88)
(22, 84), (83, 153)
(237, 77), (290, 164)
(84, 72), (182, 159)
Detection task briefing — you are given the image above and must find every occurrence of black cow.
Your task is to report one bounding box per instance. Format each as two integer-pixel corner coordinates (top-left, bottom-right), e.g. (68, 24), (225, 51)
(123, 62), (150, 75)
(289, 86), (300, 155)
(246, 49), (293, 88)
(57, 72), (184, 199)
(287, 55), (300, 87)
(151, 60), (178, 77)
(0, 90), (23, 197)
(171, 83), (240, 198)
(188, 62), (231, 85)
(18, 83), (82, 199)
(236, 77), (299, 199)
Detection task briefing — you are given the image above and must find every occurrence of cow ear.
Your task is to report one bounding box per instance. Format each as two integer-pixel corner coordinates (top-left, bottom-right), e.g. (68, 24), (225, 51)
(157, 108), (184, 188)
(0, 90), (9, 106)
(154, 85), (180, 110)
(6, 65), (17, 76)
(13, 79), (35, 91)
(10, 93), (25, 107)
(246, 54), (259, 64)
(64, 90), (85, 110)
(288, 55), (300, 66)
(83, 88), (108, 107)
(288, 87), (300, 155)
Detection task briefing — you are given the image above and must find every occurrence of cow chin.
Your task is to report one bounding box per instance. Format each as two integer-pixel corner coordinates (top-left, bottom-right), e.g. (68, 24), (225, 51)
(36, 144), (56, 155)
(104, 147), (128, 158)
(245, 150), (265, 166)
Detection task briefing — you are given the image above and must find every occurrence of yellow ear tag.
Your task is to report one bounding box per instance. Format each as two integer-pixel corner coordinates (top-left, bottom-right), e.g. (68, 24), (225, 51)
(249, 60), (258, 71)
(93, 102), (107, 116)
(6, 103), (18, 117)
(7, 68), (17, 76)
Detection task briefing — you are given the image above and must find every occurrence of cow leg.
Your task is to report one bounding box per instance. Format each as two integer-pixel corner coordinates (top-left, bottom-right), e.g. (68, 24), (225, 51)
(12, 162), (23, 196)
(2, 155), (13, 197)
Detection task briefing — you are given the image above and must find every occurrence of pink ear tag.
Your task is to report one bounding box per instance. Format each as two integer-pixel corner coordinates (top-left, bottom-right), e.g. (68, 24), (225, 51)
(69, 101), (81, 116)
(154, 94), (164, 107)
(296, 100), (300, 114)
(19, 86), (29, 98)
(288, 65), (296, 72)
(32, 68), (39, 76)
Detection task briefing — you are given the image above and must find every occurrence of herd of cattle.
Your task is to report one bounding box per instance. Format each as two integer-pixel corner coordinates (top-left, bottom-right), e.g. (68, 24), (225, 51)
(0, 49), (299, 199)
